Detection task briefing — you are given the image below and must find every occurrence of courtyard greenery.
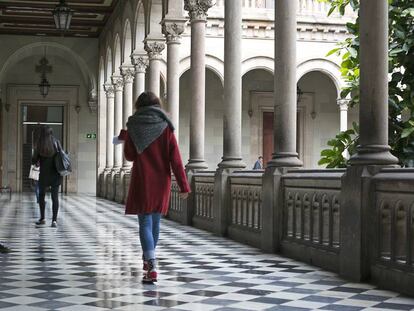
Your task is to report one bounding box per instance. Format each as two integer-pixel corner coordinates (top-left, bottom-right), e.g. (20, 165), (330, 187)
(318, 0), (414, 168)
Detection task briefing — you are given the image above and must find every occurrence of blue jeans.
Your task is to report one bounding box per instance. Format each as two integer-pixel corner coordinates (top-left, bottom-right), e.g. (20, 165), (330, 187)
(138, 213), (161, 260)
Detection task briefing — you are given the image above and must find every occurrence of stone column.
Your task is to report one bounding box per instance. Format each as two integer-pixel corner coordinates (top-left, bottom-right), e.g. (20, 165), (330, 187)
(268, 0), (302, 167)
(349, 0), (398, 165)
(337, 98), (349, 132)
(144, 41), (165, 97)
(121, 66), (134, 169)
(103, 84), (115, 170)
(163, 20), (186, 141)
(184, 0), (213, 170)
(218, 0), (245, 169)
(131, 54), (148, 103)
(111, 75), (124, 171)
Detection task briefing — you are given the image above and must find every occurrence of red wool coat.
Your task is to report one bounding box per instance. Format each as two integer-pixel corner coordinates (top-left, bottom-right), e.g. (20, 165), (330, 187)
(122, 127), (190, 215)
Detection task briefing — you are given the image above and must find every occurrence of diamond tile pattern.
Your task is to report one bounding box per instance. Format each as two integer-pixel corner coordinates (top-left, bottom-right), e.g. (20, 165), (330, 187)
(0, 194), (413, 310)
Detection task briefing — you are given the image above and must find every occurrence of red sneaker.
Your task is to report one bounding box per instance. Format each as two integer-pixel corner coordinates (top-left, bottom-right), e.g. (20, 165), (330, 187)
(142, 270), (157, 283)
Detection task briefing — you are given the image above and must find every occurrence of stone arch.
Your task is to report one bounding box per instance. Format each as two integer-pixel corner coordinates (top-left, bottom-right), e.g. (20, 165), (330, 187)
(105, 46), (113, 83)
(122, 19), (133, 65)
(297, 58), (343, 98)
(179, 54), (224, 87)
(242, 56), (274, 76)
(113, 33), (122, 75)
(133, 1), (145, 52)
(0, 41), (97, 93)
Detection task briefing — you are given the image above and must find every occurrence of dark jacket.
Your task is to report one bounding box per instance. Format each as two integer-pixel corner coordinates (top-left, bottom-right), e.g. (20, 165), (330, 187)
(32, 138), (62, 187)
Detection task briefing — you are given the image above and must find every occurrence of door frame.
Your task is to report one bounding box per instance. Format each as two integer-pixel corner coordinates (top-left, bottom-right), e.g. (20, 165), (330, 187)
(19, 102), (68, 192)
(3, 84), (79, 192)
(249, 91), (307, 167)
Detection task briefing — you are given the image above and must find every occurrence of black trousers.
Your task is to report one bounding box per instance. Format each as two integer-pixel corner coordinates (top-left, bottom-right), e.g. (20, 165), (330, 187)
(38, 184), (60, 221)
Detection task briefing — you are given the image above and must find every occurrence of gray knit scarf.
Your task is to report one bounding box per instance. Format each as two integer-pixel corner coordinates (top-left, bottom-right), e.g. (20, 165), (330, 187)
(126, 106), (175, 154)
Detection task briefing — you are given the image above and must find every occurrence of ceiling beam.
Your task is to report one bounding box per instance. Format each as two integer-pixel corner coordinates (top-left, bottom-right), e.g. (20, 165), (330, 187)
(0, 28), (99, 37)
(0, 2), (114, 13)
(0, 16), (105, 27)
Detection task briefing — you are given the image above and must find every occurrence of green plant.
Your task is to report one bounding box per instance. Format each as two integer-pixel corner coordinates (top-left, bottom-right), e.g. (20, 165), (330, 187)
(318, 0), (414, 167)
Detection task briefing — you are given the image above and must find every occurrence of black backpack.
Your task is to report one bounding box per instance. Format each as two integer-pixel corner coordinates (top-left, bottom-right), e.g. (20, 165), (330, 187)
(54, 140), (72, 177)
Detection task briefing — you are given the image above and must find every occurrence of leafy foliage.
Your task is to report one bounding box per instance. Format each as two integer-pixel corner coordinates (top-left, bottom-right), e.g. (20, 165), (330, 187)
(317, 0), (414, 167)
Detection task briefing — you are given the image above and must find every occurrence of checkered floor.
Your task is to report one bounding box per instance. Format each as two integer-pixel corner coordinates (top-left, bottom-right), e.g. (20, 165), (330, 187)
(0, 193), (413, 311)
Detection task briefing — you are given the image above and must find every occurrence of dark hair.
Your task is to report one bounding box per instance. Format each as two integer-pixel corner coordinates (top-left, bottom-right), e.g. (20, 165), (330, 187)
(36, 126), (55, 157)
(259, 156), (263, 159)
(135, 91), (161, 110)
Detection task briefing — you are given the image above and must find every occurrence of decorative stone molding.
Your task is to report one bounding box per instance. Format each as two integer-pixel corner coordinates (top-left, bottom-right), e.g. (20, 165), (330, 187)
(337, 98), (350, 111)
(144, 41), (165, 60)
(162, 21), (185, 43)
(111, 76), (124, 91)
(120, 66), (135, 84)
(184, 0), (213, 21)
(88, 89), (98, 113)
(131, 55), (148, 73)
(103, 83), (115, 98)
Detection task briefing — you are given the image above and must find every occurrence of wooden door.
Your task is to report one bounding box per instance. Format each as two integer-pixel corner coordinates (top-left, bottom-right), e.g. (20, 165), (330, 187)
(262, 111), (301, 168)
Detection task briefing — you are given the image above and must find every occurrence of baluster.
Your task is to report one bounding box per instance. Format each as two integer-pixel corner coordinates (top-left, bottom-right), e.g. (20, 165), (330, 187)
(286, 192), (294, 237)
(253, 191), (259, 229)
(395, 202), (407, 263)
(209, 186), (213, 218)
(294, 193), (302, 238)
(232, 189), (236, 224)
(410, 205), (414, 266)
(258, 192), (262, 229)
(248, 190), (253, 228)
(237, 189), (242, 225)
(332, 196), (340, 247)
(303, 194), (310, 240)
(380, 202), (392, 260)
(321, 194), (330, 245)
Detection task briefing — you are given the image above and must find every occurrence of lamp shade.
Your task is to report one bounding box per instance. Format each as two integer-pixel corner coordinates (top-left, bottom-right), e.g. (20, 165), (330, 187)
(39, 77), (51, 98)
(53, 0), (74, 31)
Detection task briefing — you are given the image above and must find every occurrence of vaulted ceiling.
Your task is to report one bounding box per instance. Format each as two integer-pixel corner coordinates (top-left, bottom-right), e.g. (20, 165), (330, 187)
(0, 0), (117, 38)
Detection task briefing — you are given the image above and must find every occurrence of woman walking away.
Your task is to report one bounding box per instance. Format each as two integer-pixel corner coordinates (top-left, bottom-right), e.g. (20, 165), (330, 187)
(120, 91), (190, 284)
(32, 126), (62, 228)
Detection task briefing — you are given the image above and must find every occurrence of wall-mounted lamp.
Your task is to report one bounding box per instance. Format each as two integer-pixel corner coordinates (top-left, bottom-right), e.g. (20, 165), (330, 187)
(75, 104), (81, 114)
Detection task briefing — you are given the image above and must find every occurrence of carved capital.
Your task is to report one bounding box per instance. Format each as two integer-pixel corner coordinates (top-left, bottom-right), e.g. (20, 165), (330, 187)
(337, 98), (350, 111)
(162, 21), (185, 43)
(120, 66), (135, 84)
(103, 83), (115, 98)
(111, 75), (124, 91)
(131, 55), (148, 73)
(184, 0), (213, 21)
(144, 41), (165, 60)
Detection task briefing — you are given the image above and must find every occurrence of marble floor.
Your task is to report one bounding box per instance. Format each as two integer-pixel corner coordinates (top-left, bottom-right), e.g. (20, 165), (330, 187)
(0, 193), (413, 311)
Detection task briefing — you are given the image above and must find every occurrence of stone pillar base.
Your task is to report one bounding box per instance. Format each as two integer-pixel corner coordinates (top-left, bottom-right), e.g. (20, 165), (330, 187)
(212, 168), (233, 236)
(97, 172), (105, 197)
(123, 171), (131, 203)
(181, 169), (197, 226)
(261, 167), (292, 253)
(339, 165), (391, 281)
(105, 171), (115, 200)
(114, 171), (124, 203)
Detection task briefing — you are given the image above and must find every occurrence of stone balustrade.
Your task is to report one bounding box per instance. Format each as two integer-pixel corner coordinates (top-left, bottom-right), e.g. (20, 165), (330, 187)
(280, 169), (344, 271)
(228, 171), (263, 247)
(371, 169), (414, 294)
(192, 172), (216, 232)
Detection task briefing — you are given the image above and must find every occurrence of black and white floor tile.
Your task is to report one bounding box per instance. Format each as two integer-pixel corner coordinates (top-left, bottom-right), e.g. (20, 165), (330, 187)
(0, 193), (413, 311)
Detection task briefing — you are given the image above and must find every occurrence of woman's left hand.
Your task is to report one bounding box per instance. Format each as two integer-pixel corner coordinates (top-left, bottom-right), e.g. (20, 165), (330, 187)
(179, 192), (189, 200)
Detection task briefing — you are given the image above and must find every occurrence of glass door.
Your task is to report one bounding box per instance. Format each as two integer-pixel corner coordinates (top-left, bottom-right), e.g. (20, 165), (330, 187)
(21, 105), (64, 192)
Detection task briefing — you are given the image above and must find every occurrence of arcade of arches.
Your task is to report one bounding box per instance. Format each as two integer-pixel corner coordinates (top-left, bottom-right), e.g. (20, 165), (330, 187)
(1, 0), (414, 303)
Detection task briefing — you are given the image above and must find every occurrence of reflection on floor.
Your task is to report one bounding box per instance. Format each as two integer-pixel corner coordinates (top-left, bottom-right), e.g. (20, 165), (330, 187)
(0, 193), (413, 311)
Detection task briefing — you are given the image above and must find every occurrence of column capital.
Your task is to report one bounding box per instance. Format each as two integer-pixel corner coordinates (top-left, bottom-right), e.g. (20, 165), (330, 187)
(131, 54), (148, 73)
(184, 0), (213, 21)
(162, 19), (186, 43)
(111, 75), (124, 91)
(144, 40), (165, 60)
(103, 83), (115, 98)
(120, 66), (135, 84)
(337, 98), (350, 111)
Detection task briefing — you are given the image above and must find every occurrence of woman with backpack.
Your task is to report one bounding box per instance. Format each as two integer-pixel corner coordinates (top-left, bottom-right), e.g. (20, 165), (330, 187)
(32, 126), (62, 228)
(119, 91), (190, 283)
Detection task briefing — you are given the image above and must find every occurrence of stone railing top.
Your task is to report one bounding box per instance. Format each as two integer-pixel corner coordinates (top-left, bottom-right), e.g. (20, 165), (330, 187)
(231, 170), (264, 178)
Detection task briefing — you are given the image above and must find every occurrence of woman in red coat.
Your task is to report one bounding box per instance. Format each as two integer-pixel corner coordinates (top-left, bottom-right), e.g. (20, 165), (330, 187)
(121, 91), (190, 283)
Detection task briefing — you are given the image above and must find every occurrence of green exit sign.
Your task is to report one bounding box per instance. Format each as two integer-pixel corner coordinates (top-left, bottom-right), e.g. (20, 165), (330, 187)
(86, 133), (96, 139)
